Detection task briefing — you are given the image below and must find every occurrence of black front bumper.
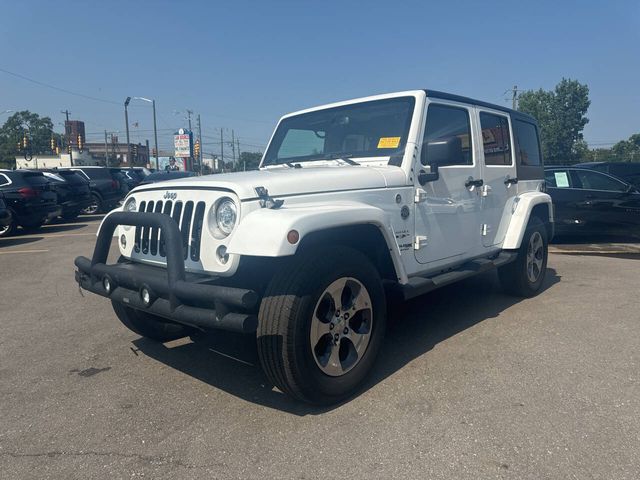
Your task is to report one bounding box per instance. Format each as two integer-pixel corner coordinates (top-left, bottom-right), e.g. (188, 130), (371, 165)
(74, 212), (259, 334)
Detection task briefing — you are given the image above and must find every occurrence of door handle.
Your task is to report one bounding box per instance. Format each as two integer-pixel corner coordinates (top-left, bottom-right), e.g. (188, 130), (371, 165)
(504, 177), (518, 186)
(465, 178), (484, 189)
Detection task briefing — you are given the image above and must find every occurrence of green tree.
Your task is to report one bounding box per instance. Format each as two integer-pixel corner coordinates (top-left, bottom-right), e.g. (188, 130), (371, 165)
(611, 133), (640, 161)
(0, 111), (59, 168)
(238, 151), (263, 171)
(518, 78), (590, 164)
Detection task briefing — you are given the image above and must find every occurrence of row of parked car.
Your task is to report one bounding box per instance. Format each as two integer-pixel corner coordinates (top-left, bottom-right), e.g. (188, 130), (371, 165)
(0, 166), (173, 237)
(545, 162), (640, 239)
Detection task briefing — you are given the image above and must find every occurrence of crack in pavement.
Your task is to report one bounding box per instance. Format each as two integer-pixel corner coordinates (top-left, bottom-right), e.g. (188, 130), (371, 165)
(0, 450), (227, 470)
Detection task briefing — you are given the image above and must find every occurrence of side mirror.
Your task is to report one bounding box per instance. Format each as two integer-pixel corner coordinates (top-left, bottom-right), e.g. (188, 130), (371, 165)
(421, 136), (463, 167)
(418, 136), (463, 185)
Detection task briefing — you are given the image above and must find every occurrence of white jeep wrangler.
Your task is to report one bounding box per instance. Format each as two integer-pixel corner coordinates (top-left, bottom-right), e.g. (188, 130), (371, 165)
(75, 90), (553, 404)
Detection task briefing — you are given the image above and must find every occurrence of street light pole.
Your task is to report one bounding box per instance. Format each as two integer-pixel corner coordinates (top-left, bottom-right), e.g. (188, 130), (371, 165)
(152, 100), (159, 170)
(133, 97), (159, 170)
(124, 97), (131, 165)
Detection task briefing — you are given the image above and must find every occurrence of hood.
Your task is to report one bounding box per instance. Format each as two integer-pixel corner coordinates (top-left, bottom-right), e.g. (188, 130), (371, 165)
(132, 165), (408, 200)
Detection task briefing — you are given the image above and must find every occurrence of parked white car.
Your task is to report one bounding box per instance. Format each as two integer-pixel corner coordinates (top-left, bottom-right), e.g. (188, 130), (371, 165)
(75, 90), (553, 404)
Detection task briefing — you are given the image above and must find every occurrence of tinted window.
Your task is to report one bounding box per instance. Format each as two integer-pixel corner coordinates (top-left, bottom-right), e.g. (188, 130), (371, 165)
(514, 120), (542, 166)
(545, 170), (572, 188)
(22, 172), (50, 186)
(56, 171), (88, 185)
(0, 174), (9, 186)
(75, 168), (112, 180)
(422, 104), (472, 165)
(480, 113), (511, 166)
(571, 170), (627, 192)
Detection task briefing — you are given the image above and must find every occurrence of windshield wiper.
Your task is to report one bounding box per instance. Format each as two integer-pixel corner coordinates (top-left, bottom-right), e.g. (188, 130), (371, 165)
(322, 153), (360, 165)
(285, 162), (303, 168)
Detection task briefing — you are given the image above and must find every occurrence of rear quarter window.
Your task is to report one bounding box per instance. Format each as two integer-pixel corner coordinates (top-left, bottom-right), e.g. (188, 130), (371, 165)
(76, 168), (112, 180)
(513, 120), (541, 166)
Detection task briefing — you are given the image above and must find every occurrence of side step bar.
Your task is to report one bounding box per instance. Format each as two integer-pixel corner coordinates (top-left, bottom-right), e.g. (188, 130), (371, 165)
(402, 251), (517, 300)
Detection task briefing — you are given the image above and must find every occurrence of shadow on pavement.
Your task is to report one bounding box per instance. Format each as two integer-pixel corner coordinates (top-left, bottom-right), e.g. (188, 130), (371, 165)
(0, 236), (44, 247)
(134, 268), (560, 416)
(552, 234), (640, 245)
(78, 214), (106, 222)
(40, 223), (88, 234)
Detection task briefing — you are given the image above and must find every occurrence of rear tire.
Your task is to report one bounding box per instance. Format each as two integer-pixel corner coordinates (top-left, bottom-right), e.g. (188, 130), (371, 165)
(61, 210), (80, 221)
(83, 194), (103, 214)
(257, 246), (386, 405)
(499, 216), (548, 297)
(111, 301), (193, 342)
(0, 212), (15, 237)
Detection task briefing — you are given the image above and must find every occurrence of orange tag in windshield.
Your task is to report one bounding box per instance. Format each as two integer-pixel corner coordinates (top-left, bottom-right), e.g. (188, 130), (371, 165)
(377, 137), (401, 149)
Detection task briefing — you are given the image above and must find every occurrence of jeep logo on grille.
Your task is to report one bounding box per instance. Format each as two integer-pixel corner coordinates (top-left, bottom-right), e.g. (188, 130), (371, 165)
(163, 191), (177, 200)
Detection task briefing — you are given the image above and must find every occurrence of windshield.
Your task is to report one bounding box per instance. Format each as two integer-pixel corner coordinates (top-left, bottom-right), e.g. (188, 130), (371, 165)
(263, 97), (415, 166)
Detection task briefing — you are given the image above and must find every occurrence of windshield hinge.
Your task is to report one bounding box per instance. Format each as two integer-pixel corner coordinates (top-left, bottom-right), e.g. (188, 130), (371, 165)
(414, 235), (428, 250)
(414, 188), (428, 203)
(255, 186), (284, 209)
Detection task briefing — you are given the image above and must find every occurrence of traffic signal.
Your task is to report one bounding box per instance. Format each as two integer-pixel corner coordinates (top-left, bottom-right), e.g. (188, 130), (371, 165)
(17, 141), (21, 152)
(22, 134), (28, 150)
(51, 137), (56, 151)
(133, 144), (139, 160)
(77, 134), (83, 152)
(194, 140), (200, 158)
(67, 144), (72, 154)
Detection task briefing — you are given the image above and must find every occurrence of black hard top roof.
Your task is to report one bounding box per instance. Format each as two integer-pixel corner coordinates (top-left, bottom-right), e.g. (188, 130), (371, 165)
(424, 90), (538, 124)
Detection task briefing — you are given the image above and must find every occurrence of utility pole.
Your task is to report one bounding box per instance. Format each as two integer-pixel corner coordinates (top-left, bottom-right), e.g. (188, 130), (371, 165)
(220, 128), (224, 172)
(124, 97), (131, 164)
(196, 114), (203, 174)
(152, 100), (159, 170)
(511, 85), (519, 110)
(145, 139), (150, 167)
(186, 109), (193, 169)
(61, 109), (73, 166)
(231, 129), (236, 169)
(237, 137), (243, 171)
(104, 130), (109, 166)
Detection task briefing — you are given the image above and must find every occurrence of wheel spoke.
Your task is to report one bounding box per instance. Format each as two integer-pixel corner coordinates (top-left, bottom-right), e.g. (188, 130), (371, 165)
(325, 343), (343, 376)
(310, 315), (332, 346)
(326, 277), (348, 311)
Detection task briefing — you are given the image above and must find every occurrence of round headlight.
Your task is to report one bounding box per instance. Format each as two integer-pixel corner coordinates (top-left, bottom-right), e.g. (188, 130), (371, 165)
(124, 197), (137, 212)
(122, 197), (137, 231)
(214, 198), (237, 236)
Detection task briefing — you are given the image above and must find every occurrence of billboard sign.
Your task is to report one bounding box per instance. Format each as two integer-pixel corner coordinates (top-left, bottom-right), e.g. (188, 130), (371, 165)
(174, 128), (192, 158)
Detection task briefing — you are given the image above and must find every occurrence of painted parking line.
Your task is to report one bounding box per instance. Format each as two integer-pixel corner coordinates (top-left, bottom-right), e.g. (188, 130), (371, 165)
(0, 249), (50, 255)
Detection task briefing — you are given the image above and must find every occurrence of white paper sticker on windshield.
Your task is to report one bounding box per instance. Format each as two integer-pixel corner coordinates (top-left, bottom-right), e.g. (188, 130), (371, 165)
(554, 171), (570, 188)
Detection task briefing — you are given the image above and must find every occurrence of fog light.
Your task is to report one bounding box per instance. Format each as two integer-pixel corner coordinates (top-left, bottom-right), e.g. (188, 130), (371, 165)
(120, 234), (127, 248)
(216, 245), (229, 264)
(103, 276), (112, 294)
(140, 287), (151, 306)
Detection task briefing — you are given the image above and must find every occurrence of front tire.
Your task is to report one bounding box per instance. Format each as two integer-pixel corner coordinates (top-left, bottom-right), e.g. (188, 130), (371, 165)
(499, 216), (548, 297)
(111, 301), (194, 342)
(257, 246), (386, 405)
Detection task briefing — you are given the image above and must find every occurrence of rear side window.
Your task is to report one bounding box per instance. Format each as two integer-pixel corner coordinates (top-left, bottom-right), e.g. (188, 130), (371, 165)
(76, 168), (112, 180)
(480, 113), (512, 166)
(57, 171), (88, 185)
(23, 172), (50, 186)
(514, 120), (542, 166)
(422, 104), (473, 165)
(570, 170), (627, 192)
(0, 174), (10, 186)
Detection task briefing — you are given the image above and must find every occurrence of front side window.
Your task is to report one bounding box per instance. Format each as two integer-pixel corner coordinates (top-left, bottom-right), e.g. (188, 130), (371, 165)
(422, 104), (472, 165)
(514, 120), (541, 166)
(571, 170), (627, 192)
(263, 97), (415, 165)
(480, 113), (512, 166)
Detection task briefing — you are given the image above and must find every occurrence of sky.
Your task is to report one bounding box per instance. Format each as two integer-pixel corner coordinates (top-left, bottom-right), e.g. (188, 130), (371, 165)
(1, 0), (638, 155)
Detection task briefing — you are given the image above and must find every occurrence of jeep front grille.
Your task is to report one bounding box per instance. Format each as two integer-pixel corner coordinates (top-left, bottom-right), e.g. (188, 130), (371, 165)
(134, 200), (206, 262)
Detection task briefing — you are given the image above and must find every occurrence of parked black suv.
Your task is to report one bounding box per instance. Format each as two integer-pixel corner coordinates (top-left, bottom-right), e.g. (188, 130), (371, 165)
(41, 170), (92, 221)
(59, 166), (123, 214)
(0, 170), (59, 236)
(574, 162), (640, 188)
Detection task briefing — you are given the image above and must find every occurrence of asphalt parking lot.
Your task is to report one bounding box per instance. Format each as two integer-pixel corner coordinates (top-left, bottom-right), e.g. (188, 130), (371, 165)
(1, 217), (639, 479)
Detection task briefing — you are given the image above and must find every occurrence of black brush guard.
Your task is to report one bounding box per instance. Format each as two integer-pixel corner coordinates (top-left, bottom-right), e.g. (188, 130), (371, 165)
(74, 212), (259, 334)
